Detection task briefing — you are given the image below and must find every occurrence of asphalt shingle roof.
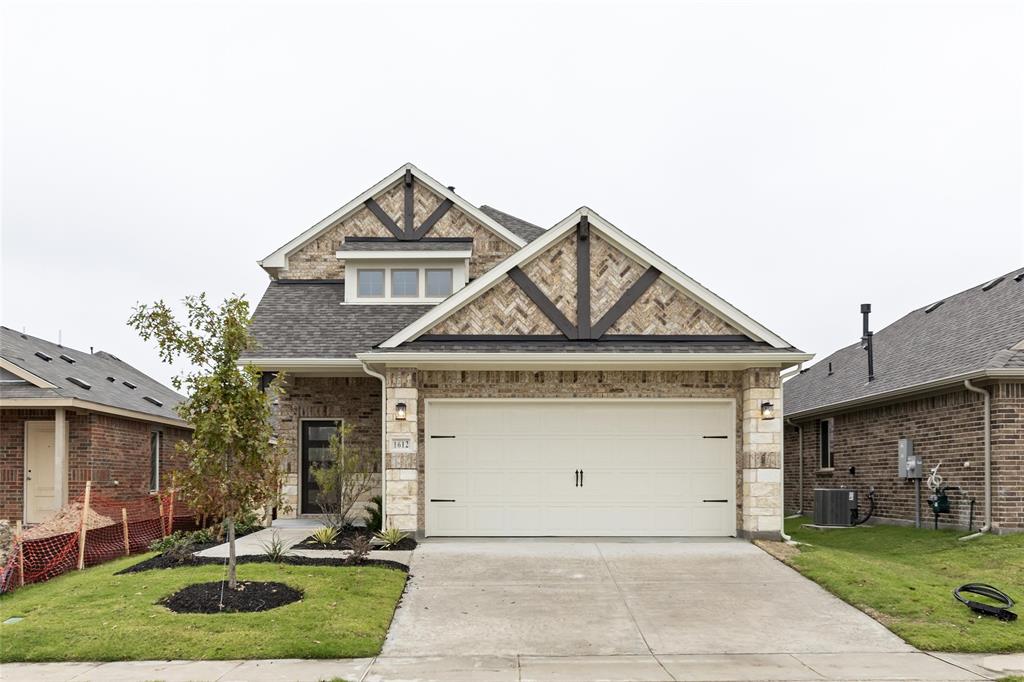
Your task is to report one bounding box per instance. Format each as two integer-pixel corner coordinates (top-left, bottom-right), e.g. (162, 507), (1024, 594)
(784, 267), (1024, 417)
(244, 281), (432, 358)
(0, 326), (185, 422)
(479, 205), (547, 242)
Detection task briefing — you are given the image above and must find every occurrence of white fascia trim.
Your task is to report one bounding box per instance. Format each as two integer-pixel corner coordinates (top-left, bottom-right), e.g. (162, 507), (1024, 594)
(785, 367), (1024, 420)
(239, 357), (365, 369)
(336, 250), (472, 260)
(0, 397), (190, 429)
(356, 351), (813, 370)
(380, 207), (795, 349)
(259, 163), (526, 270)
(0, 358), (57, 388)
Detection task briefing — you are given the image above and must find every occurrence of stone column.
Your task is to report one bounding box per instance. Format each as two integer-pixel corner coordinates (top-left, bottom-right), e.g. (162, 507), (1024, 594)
(54, 407), (67, 508)
(384, 368), (418, 532)
(741, 368), (782, 538)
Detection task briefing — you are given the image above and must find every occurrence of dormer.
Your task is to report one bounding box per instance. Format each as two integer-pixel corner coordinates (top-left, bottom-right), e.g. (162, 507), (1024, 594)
(338, 237), (472, 303)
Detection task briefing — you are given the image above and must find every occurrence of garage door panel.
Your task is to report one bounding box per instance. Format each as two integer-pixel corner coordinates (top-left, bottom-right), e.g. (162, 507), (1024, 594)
(426, 400), (737, 537)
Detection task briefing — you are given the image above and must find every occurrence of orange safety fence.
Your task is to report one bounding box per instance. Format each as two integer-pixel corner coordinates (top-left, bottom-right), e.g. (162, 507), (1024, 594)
(1, 484), (200, 593)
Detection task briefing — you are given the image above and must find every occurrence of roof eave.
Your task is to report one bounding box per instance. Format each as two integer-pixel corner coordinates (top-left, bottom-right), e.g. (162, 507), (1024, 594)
(0, 397), (190, 429)
(357, 351), (813, 371)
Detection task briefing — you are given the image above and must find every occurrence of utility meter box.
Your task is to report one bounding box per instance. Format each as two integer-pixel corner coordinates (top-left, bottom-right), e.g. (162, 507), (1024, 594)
(898, 438), (921, 479)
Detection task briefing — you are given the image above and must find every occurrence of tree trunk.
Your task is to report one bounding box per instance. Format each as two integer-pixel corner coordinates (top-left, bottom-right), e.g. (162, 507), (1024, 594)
(226, 515), (237, 589)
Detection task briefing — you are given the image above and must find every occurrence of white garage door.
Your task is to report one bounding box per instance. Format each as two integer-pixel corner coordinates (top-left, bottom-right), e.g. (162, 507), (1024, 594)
(425, 400), (736, 537)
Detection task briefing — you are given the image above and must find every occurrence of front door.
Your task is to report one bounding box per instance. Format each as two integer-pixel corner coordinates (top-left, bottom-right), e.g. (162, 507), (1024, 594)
(301, 420), (341, 515)
(25, 421), (60, 523)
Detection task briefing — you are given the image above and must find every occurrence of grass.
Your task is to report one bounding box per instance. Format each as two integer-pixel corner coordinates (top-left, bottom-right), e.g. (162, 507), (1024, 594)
(0, 554), (407, 662)
(777, 518), (1024, 653)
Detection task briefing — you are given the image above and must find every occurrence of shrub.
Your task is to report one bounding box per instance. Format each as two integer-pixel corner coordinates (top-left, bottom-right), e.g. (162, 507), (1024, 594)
(149, 531), (197, 562)
(260, 531), (290, 562)
(311, 424), (379, 529)
(363, 495), (383, 533)
(348, 535), (372, 562)
(374, 527), (408, 549)
(310, 526), (340, 547)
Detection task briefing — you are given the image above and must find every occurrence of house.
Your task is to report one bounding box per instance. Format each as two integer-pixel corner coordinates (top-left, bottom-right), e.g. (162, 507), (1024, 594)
(244, 163), (811, 538)
(0, 327), (191, 524)
(782, 269), (1024, 533)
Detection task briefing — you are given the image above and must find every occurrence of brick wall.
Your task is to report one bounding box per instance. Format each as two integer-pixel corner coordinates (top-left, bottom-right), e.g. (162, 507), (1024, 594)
(0, 408), (191, 523)
(783, 382), (1023, 532)
(269, 375), (382, 518)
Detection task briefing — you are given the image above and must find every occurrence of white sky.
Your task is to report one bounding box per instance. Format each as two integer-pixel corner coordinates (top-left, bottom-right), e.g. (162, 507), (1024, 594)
(2, 0), (1022, 387)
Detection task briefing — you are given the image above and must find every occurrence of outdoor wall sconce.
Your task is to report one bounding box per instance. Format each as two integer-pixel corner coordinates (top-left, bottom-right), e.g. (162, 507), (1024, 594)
(394, 402), (408, 420)
(760, 401), (775, 420)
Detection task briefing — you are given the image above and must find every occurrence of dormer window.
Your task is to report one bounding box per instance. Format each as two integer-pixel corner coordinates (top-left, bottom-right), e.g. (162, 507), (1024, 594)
(357, 269), (385, 298)
(426, 269), (454, 298)
(340, 238), (470, 303)
(391, 269), (419, 298)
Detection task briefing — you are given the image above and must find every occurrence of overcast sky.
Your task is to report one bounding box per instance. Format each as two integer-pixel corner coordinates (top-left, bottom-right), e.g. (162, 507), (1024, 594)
(2, 0), (1021, 388)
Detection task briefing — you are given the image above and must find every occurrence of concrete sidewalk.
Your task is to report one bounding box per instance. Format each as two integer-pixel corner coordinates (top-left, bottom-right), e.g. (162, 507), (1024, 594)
(2, 652), (1021, 681)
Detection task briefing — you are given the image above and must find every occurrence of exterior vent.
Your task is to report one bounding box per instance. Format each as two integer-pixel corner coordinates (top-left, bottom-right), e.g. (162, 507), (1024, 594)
(106, 376), (116, 382)
(59, 353), (76, 364)
(981, 277), (1004, 291)
(924, 301), (944, 313)
(813, 489), (858, 526)
(143, 396), (163, 407)
(66, 377), (91, 390)
(35, 351), (53, 362)
(1015, 272), (1024, 282)
(122, 381), (137, 389)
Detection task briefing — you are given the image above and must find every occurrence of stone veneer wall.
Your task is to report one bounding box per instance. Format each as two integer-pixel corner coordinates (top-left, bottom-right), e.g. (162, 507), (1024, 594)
(378, 368), (784, 538)
(783, 382), (1023, 532)
(269, 376), (382, 518)
(0, 408), (190, 523)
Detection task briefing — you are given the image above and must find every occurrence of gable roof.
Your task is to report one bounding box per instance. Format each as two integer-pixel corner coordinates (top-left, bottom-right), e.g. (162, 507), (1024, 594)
(0, 326), (186, 424)
(784, 267), (1024, 418)
(259, 164), (527, 272)
(380, 207), (798, 350)
(478, 205), (547, 242)
(242, 281), (432, 360)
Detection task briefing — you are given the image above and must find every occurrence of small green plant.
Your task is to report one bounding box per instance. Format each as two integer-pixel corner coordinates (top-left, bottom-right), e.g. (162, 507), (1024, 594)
(363, 495), (383, 533)
(260, 531), (290, 562)
(374, 527), (408, 549)
(347, 535), (372, 563)
(148, 531), (197, 563)
(310, 526), (340, 547)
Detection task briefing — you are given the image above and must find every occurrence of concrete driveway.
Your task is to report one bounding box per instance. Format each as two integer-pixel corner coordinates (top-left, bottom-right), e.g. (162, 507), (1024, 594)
(383, 539), (913, 658)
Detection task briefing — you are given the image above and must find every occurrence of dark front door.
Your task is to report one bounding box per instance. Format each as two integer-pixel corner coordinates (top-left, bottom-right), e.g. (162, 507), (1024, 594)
(301, 420), (341, 515)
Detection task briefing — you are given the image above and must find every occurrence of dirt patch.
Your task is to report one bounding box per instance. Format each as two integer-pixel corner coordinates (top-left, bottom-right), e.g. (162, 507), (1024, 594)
(294, 529), (417, 552)
(754, 539), (801, 563)
(161, 580), (302, 613)
(116, 552), (408, 575)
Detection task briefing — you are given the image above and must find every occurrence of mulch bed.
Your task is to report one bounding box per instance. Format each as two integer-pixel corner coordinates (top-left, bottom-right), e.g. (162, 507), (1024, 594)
(161, 580), (302, 614)
(293, 528), (417, 552)
(116, 553), (409, 575)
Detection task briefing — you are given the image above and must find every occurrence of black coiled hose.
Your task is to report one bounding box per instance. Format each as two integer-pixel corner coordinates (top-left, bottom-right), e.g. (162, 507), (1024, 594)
(954, 583), (1017, 621)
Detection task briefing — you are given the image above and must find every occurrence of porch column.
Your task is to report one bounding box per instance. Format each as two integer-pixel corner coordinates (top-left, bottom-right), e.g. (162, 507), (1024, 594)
(741, 368), (782, 538)
(384, 368), (418, 532)
(54, 407), (67, 508)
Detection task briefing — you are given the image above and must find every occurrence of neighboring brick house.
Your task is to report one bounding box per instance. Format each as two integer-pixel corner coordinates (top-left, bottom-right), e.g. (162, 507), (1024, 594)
(0, 327), (191, 524)
(245, 163), (811, 539)
(783, 270), (1024, 533)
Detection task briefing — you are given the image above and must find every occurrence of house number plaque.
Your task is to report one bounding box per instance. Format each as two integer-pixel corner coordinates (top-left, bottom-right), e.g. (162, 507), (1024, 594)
(390, 436), (414, 453)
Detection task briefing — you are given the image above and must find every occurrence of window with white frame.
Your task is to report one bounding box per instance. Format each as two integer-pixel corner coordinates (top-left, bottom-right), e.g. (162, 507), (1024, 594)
(425, 268), (454, 298)
(149, 431), (161, 491)
(391, 269), (419, 297)
(819, 418), (834, 469)
(357, 269), (385, 298)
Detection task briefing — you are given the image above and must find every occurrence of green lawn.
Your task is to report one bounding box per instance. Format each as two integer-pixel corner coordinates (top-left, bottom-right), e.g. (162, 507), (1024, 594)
(778, 518), (1024, 653)
(0, 555), (407, 662)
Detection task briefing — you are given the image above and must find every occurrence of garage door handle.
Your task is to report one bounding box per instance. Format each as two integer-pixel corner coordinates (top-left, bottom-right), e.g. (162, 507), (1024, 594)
(703, 499), (728, 503)
(430, 498), (456, 502)
(580, 469), (583, 487)
(703, 435), (728, 439)
(430, 435), (456, 439)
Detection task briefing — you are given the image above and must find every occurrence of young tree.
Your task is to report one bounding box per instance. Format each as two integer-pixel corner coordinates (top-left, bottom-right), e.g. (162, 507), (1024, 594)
(129, 293), (287, 588)
(310, 423), (379, 530)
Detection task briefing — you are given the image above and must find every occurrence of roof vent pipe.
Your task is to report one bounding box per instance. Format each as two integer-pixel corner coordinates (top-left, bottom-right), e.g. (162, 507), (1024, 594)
(861, 303), (875, 381)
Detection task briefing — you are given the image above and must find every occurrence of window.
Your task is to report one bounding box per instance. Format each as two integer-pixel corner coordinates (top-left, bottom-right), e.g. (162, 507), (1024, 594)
(819, 419), (834, 469)
(149, 431), (161, 491)
(425, 268), (454, 298)
(391, 269), (419, 298)
(357, 269), (385, 297)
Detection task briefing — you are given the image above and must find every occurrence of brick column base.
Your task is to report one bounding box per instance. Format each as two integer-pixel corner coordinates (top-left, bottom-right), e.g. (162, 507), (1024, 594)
(741, 368), (783, 539)
(384, 368), (418, 532)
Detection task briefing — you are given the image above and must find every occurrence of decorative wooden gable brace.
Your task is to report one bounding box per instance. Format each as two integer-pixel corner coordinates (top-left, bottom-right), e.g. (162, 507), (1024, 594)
(503, 217), (664, 340)
(363, 169), (455, 241)
(380, 207), (795, 349)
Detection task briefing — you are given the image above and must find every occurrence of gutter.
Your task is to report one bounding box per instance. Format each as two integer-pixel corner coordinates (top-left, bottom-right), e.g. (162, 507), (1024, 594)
(0, 397), (190, 429)
(960, 379), (992, 540)
(360, 361), (390, 533)
(356, 351), (814, 370)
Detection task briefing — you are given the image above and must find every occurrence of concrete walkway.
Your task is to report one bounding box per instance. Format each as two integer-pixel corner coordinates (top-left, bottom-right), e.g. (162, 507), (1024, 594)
(2, 652), (1021, 681)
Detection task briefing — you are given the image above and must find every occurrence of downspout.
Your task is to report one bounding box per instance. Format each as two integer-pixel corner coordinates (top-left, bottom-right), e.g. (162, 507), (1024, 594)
(785, 418), (803, 517)
(361, 361), (389, 532)
(960, 379), (991, 540)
